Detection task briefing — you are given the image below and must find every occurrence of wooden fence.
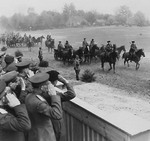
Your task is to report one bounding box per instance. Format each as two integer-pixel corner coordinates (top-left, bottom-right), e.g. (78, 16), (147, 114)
(60, 97), (150, 141)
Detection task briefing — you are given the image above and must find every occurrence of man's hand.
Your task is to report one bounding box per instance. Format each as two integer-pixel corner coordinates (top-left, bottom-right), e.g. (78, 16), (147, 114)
(6, 93), (20, 108)
(47, 81), (56, 96)
(19, 77), (26, 91)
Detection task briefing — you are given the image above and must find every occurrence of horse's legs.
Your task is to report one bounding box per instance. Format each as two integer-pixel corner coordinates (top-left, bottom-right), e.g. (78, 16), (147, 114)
(101, 61), (104, 71)
(136, 62), (140, 70)
(108, 63), (112, 71)
(113, 63), (115, 73)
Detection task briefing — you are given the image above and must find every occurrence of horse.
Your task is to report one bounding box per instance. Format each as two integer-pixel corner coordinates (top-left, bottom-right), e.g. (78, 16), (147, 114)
(74, 47), (84, 63)
(36, 35), (45, 46)
(90, 44), (101, 62)
(45, 39), (55, 53)
(116, 45), (126, 59)
(122, 48), (145, 70)
(61, 48), (75, 65)
(99, 49), (119, 73)
(83, 45), (91, 63)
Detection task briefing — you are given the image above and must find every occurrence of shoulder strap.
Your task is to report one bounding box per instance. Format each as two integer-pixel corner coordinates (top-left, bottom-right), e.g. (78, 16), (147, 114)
(0, 108), (8, 114)
(36, 95), (46, 102)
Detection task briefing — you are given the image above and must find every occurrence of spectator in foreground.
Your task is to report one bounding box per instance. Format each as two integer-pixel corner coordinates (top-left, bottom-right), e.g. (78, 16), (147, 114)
(0, 79), (31, 141)
(46, 70), (76, 141)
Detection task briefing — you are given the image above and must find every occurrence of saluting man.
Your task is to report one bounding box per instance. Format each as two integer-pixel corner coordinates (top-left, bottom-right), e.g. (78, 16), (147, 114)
(25, 72), (63, 141)
(0, 79), (31, 141)
(46, 70), (76, 141)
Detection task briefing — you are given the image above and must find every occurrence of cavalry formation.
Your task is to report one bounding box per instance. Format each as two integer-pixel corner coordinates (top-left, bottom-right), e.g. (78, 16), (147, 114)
(0, 32), (145, 73)
(54, 39), (145, 72)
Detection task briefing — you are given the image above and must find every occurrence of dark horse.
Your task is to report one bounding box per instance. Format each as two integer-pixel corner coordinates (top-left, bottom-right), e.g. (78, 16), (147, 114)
(45, 39), (55, 53)
(122, 48), (145, 70)
(100, 49), (119, 73)
(90, 44), (101, 62)
(116, 45), (126, 59)
(61, 48), (75, 65)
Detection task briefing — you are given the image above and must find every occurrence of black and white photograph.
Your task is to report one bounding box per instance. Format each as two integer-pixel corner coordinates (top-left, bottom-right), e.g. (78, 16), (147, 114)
(0, 0), (150, 141)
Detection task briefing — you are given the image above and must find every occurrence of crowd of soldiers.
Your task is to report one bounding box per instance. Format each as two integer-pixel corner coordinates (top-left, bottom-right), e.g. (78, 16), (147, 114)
(0, 52), (76, 141)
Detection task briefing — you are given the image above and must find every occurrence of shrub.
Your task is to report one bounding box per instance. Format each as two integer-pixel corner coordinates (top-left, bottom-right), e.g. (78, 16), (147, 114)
(1, 46), (7, 51)
(81, 69), (96, 82)
(14, 50), (23, 57)
(38, 60), (49, 67)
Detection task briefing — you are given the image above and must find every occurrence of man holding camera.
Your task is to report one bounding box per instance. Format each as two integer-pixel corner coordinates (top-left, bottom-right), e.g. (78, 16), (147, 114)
(0, 79), (31, 141)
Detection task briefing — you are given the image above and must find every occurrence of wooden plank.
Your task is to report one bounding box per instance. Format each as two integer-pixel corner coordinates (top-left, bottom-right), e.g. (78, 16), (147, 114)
(63, 99), (128, 140)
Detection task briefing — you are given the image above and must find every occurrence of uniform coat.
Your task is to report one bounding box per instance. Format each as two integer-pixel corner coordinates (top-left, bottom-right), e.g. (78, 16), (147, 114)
(0, 104), (31, 141)
(25, 89), (62, 141)
(52, 83), (76, 141)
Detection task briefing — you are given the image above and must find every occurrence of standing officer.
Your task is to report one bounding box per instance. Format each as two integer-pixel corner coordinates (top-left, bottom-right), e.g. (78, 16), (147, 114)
(25, 72), (62, 141)
(46, 70), (76, 141)
(0, 79), (31, 141)
(74, 55), (80, 81)
(38, 47), (43, 62)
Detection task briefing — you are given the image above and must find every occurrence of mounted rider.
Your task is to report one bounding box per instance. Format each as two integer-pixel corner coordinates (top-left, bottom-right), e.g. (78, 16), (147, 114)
(57, 41), (64, 52)
(46, 34), (52, 43)
(129, 41), (137, 59)
(82, 38), (89, 49)
(105, 41), (113, 52)
(89, 39), (95, 49)
(64, 41), (72, 50)
(105, 41), (113, 57)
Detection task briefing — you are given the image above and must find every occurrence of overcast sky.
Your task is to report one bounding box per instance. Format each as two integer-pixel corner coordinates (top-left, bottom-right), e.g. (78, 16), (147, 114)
(0, 0), (150, 19)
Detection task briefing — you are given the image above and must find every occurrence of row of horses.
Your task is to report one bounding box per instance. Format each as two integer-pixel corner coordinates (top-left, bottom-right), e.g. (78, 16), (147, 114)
(54, 45), (145, 73)
(2, 35), (45, 48)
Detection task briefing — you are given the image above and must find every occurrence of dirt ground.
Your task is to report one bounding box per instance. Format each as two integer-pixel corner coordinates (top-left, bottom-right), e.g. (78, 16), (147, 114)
(2, 26), (150, 123)
(4, 46), (149, 123)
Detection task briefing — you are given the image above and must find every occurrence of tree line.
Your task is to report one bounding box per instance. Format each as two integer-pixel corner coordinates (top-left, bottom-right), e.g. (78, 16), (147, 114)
(0, 3), (149, 31)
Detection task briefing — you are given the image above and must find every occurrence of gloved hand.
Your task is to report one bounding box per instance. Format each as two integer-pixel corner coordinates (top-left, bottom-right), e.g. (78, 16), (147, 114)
(58, 75), (69, 84)
(6, 93), (20, 108)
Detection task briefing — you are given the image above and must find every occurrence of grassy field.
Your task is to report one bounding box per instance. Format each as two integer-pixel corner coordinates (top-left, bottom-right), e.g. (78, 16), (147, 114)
(21, 26), (150, 52)
(2, 26), (150, 101)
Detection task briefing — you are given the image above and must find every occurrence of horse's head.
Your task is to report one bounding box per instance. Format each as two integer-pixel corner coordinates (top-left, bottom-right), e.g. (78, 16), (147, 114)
(116, 45), (126, 54)
(136, 49), (145, 58)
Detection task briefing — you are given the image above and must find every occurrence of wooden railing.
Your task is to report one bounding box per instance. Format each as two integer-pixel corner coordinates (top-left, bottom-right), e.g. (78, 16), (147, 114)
(60, 97), (150, 141)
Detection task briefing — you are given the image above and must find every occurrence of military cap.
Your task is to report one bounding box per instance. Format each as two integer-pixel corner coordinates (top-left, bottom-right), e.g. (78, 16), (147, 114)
(5, 63), (17, 72)
(29, 72), (49, 84)
(0, 79), (6, 99)
(15, 61), (30, 69)
(0, 71), (18, 84)
(46, 70), (59, 82)
(107, 41), (110, 43)
(132, 41), (135, 43)
(4, 55), (14, 64)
